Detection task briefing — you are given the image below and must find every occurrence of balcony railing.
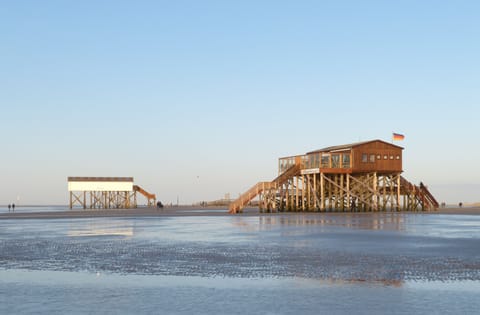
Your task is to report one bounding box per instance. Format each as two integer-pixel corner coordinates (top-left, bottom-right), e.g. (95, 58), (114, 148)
(280, 153), (351, 173)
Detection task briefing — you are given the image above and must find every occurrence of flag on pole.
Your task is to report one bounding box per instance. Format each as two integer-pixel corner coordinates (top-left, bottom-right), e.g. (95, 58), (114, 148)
(392, 133), (405, 141)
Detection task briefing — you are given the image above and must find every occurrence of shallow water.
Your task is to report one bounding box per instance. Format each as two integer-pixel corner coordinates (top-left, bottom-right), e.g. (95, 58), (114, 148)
(1, 211), (480, 314)
(2, 270), (480, 315)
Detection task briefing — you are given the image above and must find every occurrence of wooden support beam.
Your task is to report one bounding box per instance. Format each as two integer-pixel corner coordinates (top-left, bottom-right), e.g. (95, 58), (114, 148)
(396, 174), (401, 211)
(320, 173), (325, 211)
(328, 175), (332, 210)
(382, 176), (387, 211)
(305, 174), (311, 211)
(373, 172), (377, 211)
(346, 174), (350, 211)
(295, 176), (299, 211)
(302, 175), (305, 211)
(340, 174), (344, 211)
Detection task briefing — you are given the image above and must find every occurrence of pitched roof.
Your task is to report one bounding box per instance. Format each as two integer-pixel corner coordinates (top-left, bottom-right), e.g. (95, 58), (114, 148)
(307, 139), (403, 154)
(68, 177), (134, 182)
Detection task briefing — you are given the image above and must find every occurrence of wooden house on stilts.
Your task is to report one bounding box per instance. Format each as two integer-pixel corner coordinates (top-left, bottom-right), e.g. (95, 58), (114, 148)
(229, 140), (438, 214)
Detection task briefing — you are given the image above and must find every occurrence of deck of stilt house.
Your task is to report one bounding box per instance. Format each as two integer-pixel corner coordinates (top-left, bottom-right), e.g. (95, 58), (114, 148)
(68, 177), (156, 209)
(229, 139), (438, 214)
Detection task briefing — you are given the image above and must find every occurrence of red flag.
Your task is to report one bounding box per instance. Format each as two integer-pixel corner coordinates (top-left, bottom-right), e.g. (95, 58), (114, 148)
(392, 133), (405, 141)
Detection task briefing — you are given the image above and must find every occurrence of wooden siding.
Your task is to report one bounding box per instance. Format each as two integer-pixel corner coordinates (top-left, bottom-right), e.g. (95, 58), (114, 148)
(294, 140), (403, 174)
(279, 140), (403, 175)
(351, 141), (402, 173)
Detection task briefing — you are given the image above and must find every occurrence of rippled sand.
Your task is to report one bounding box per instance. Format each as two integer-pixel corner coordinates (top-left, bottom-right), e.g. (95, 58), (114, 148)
(1, 212), (480, 281)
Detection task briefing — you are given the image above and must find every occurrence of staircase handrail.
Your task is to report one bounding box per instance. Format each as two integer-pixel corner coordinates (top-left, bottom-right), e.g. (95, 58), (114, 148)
(229, 163), (302, 213)
(419, 182), (439, 209)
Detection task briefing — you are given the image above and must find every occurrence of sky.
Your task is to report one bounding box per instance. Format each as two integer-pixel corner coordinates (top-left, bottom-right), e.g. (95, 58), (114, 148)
(1, 0), (479, 205)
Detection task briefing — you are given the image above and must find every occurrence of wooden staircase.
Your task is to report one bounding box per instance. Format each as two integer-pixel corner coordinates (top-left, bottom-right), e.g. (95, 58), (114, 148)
(229, 164), (301, 214)
(419, 182), (440, 209)
(133, 185), (156, 207)
(400, 177), (439, 210)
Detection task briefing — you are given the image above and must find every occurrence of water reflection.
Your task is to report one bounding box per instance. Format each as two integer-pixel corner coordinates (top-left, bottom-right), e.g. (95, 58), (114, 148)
(2, 269), (480, 314)
(68, 220), (135, 237)
(295, 277), (405, 288)
(259, 213), (406, 231)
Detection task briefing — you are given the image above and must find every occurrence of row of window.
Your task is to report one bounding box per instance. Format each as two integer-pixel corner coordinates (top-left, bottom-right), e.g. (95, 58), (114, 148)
(279, 152), (401, 173)
(304, 153), (351, 169)
(279, 157), (296, 171)
(361, 153), (400, 163)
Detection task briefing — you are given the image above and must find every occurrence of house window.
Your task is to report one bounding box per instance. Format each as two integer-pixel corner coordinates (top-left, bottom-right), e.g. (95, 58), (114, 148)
(332, 154), (340, 168)
(396, 155), (400, 160)
(314, 154), (319, 168)
(342, 154), (351, 168)
(390, 155), (394, 160)
(362, 154), (368, 163)
(384, 155), (388, 160)
(306, 155), (312, 168)
(321, 154), (330, 168)
(377, 155), (381, 160)
(370, 154), (375, 163)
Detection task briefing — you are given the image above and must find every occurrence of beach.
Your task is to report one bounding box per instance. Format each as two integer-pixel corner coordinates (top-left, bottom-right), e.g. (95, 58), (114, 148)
(1, 205), (479, 219)
(1, 207), (480, 314)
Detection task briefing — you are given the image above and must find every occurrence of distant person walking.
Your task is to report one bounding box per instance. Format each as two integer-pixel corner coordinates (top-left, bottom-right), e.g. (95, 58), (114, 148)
(12, 203), (15, 212)
(8, 204), (11, 212)
(156, 201), (164, 210)
(351, 197), (357, 212)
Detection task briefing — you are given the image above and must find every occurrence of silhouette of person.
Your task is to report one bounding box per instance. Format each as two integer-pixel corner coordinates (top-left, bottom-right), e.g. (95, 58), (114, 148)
(8, 204), (11, 212)
(351, 197), (357, 212)
(12, 203), (15, 212)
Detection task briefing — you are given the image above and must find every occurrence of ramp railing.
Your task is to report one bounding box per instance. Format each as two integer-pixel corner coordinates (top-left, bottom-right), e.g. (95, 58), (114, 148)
(133, 185), (156, 207)
(400, 177), (438, 210)
(229, 164), (301, 214)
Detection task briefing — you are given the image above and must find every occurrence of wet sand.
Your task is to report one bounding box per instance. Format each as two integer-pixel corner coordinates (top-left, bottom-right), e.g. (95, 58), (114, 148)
(2, 212), (480, 281)
(0, 206), (227, 219)
(435, 206), (480, 215)
(0, 205), (479, 220)
(1, 209), (480, 314)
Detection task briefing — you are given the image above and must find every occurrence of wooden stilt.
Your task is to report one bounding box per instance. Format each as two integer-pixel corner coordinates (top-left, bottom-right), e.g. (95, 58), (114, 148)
(396, 174), (401, 211)
(340, 174), (344, 211)
(320, 173), (325, 211)
(346, 174), (350, 211)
